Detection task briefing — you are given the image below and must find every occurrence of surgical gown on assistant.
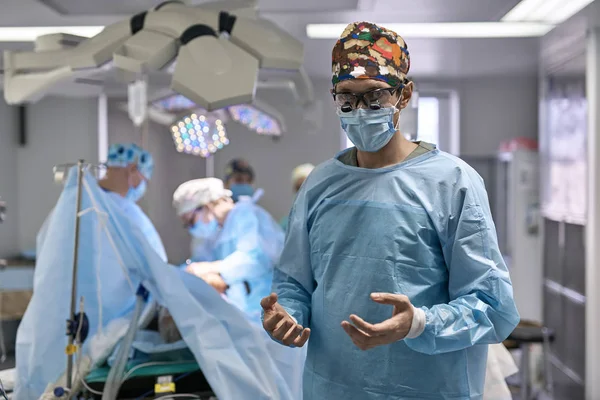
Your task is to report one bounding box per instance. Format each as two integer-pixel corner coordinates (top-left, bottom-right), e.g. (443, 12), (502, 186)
(104, 191), (167, 262)
(210, 201), (284, 323)
(271, 146), (520, 400)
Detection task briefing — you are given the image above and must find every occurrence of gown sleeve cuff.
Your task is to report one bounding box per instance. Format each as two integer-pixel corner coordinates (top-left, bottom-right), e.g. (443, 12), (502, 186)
(405, 306), (426, 339)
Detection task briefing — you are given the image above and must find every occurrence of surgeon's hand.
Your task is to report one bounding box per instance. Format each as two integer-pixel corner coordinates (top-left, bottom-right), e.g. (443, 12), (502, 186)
(199, 272), (228, 294)
(261, 293), (311, 347)
(341, 293), (414, 351)
(186, 261), (221, 276)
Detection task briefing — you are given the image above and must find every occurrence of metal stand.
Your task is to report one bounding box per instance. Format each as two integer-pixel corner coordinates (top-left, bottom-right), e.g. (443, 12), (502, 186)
(0, 196), (7, 366)
(65, 160), (85, 390)
(520, 344), (531, 400)
(509, 325), (555, 400)
(0, 197), (6, 268)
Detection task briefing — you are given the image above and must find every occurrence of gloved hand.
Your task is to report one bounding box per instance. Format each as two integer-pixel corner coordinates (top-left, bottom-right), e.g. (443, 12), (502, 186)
(199, 272), (228, 294)
(186, 261), (221, 276)
(341, 293), (414, 351)
(261, 293), (311, 347)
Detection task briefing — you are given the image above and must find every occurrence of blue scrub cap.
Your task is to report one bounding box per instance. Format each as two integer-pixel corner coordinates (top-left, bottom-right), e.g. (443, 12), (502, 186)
(106, 143), (154, 180)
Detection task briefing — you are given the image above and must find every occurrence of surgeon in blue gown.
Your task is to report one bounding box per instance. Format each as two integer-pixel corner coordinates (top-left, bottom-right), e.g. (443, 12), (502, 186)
(173, 177), (284, 323)
(99, 143), (167, 261)
(15, 143), (168, 398)
(261, 21), (520, 400)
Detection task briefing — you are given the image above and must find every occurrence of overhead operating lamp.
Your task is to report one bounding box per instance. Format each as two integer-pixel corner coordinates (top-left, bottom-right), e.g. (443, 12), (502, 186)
(170, 110), (230, 158)
(2, 1), (304, 110)
(228, 99), (285, 136)
(162, 93), (284, 156)
(156, 91), (285, 128)
(148, 76), (301, 128)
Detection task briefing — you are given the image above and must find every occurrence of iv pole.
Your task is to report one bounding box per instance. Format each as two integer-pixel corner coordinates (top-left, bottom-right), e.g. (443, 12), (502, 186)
(0, 197), (7, 367)
(0, 197), (6, 269)
(65, 160), (85, 390)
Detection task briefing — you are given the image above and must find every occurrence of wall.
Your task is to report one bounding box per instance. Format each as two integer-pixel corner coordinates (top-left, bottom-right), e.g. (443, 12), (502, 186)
(0, 101), (19, 257)
(16, 97), (98, 252)
(459, 76), (539, 156)
(419, 75), (539, 156)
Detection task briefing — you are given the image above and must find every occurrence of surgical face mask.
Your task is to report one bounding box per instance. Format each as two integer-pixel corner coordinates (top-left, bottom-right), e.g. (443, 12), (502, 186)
(338, 106), (399, 153)
(188, 218), (219, 239)
(126, 180), (147, 203)
(229, 183), (254, 202)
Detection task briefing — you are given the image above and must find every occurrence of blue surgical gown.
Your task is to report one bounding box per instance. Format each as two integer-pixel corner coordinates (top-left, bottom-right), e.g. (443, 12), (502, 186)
(16, 170), (304, 400)
(104, 191), (167, 262)
(271, 147), (520, 400)
(190, 235), (218, 262)
(209, 201), (284, 322)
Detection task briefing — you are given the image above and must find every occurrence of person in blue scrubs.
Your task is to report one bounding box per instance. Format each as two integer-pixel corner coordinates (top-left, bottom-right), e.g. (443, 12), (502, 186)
(280, 163), (314, 232)
(224, 158), (256, 202)
(16, 144), (167, 397)
(261, 21), (520, 399)
(100, 143), (184, 342)
(99, 143), (166, 261)
(173, 178), (284, 323)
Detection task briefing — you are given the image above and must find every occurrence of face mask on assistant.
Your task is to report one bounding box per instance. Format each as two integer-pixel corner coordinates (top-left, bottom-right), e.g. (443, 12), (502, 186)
(126, 180), (147, 203)
(188, 218), (219, 239)
(338, 105), (401, 153)
(229, 184), (254, 202)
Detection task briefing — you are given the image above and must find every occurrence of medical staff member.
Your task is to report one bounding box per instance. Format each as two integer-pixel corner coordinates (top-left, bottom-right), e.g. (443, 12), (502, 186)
(224, 158), (256, 202)
(280, 163), (314, 231)
(99, 143), (166, 261)
(173, 178), (284, 322)
(261, 21), (520, 399)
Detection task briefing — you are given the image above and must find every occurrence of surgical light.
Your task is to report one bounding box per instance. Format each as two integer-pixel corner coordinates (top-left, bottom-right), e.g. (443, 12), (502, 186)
(502, 0), (594, 24)
(228, 104), (282, 136)
(153, 94), (197, 113)
(306, 22), (554, 39)
(170, 113), (229, 158)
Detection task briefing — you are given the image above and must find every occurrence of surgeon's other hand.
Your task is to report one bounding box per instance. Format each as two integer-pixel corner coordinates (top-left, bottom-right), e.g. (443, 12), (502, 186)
(341, 293), (414, 351)
(261, 293), (311, 347)
(199, 272), (228, 294)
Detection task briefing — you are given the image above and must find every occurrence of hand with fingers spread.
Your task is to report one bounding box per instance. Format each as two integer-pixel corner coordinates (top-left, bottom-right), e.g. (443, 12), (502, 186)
(341, 292), (414, 351)
(261, 293), (311, 347)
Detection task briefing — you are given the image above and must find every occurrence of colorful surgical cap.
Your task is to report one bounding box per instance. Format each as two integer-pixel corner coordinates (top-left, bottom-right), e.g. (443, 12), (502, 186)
(106, 143), (154, 181)
(331, 21), (410, 88)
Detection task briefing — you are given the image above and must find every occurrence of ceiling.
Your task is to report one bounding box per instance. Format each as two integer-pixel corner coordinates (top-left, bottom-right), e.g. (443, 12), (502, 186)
(0, 0), (583, 79)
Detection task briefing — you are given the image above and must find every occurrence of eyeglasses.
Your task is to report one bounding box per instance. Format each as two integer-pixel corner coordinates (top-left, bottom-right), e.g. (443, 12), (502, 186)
(331, 85), (403, 112)
(183, 207), (204, 228)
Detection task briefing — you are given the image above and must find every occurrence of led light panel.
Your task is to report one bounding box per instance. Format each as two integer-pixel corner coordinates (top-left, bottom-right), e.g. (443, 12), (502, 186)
(171, 113), (229, 158)
(228, 104), (282, 136)
(154, 94), (197, 112)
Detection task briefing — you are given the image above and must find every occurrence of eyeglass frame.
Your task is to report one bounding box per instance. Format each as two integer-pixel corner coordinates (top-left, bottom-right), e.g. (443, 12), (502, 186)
(331, 80), (408, 112)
